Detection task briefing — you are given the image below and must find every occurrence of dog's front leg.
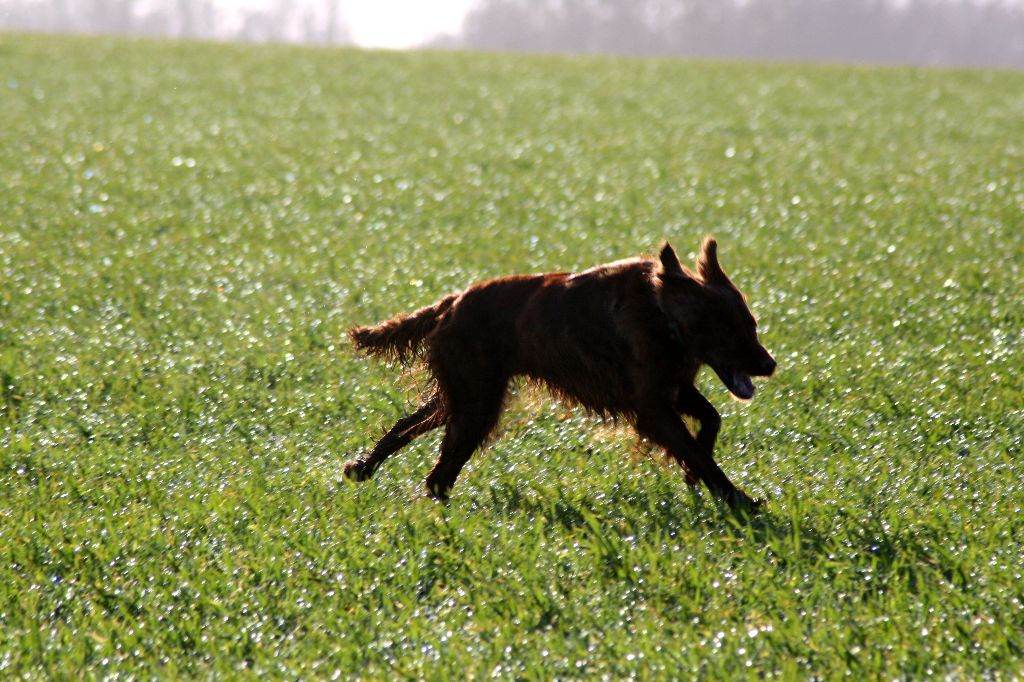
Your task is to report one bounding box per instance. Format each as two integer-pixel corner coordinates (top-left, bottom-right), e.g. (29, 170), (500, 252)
(675, 386), (720, 454)
(637, 403), (759, 511)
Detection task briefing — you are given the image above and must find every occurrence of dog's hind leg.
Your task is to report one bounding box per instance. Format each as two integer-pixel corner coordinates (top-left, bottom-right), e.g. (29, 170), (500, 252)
(424, 371), (508, 502)
(344, 396), (442, 482)
(424, 407), (502, 501)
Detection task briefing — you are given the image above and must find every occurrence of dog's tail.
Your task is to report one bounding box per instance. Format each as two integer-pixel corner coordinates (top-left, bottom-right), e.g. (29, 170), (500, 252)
(349, 294), (456, 363)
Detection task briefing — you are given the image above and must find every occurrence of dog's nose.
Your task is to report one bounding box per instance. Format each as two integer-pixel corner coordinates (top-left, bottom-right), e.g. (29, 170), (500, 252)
(759, 356), (777, 376)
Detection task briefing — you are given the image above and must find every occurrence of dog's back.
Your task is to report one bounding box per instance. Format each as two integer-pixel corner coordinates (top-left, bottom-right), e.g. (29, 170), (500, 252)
(354, 256), (679, 415)
(502, 257), (680, 417)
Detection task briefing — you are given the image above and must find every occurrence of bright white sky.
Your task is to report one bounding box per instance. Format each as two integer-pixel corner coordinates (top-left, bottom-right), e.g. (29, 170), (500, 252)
(216, 0), (478, 48)
(340, 0), (478, 47)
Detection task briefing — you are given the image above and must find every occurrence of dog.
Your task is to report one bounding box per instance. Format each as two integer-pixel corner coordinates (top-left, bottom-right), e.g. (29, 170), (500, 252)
(344, 237), (776, 510)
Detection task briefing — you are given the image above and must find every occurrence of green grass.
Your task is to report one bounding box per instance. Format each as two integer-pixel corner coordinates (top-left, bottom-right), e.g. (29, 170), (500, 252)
(2, 32), (1023, 678)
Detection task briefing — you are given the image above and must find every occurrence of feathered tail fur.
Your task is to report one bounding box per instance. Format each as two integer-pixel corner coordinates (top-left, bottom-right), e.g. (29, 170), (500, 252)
(349, 294), (456, 362)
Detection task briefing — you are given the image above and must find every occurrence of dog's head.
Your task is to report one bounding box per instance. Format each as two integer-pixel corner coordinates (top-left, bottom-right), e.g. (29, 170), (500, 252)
(655, 237), (776, 400)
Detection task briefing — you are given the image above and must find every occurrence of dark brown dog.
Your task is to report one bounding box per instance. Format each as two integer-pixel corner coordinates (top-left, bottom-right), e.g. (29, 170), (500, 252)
(344, 237), (775, 509)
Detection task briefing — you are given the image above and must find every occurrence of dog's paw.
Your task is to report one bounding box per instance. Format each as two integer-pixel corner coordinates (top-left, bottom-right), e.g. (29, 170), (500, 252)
(342, 458), (373, 482)
(424, 493), (450, 507)
(424, 482), (452, 505)
(725, 490), (764, 515)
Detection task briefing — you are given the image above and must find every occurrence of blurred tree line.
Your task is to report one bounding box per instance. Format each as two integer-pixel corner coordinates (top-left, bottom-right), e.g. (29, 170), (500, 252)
(2, 0), (1022, 66)
(446, 0), (1024, 67)
(0, 0), (351, 44)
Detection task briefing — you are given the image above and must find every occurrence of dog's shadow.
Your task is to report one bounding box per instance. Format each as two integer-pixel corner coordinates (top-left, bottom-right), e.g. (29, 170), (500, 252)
(469, 477), (779, 533)
(464, 482), (922, 586)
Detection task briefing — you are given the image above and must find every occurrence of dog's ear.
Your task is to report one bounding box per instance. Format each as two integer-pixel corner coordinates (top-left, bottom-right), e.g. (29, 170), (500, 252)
(658, 242), (686, 279)
(696, 236), (726, 283)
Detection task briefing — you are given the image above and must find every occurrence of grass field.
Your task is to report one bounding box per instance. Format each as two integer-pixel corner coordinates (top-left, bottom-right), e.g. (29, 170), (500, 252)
(2, 33), (1023, 678)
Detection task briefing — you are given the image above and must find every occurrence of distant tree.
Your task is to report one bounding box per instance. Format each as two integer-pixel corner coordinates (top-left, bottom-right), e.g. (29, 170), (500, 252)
(0, 0), (352, 46)
(175, 0), (195, 36)
(324, 0), (344, 44)
(50, 0), (71, 31)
